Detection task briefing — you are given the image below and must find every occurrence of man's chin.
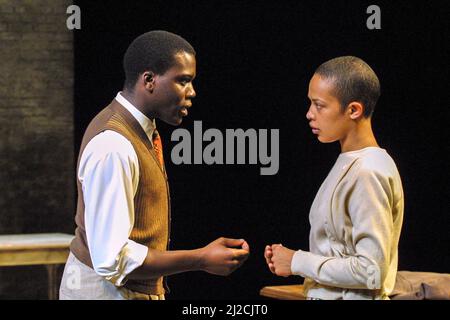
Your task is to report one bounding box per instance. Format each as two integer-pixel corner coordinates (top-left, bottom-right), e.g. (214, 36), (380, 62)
(159, 115), (183, 126)
(173, 115), (184, 126)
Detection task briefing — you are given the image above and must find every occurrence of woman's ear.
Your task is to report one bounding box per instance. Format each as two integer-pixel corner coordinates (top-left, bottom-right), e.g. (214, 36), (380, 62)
(348, 102), (364, 119)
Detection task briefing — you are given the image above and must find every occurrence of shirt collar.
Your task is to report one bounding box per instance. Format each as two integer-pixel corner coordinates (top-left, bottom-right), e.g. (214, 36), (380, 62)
(115, 92), (156, 142)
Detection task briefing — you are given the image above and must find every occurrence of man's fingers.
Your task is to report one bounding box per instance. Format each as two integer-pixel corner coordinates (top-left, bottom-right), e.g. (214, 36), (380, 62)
(241, 240), (250, 251)
(231, 248), (250, 261)
(221, 237), (245, 248)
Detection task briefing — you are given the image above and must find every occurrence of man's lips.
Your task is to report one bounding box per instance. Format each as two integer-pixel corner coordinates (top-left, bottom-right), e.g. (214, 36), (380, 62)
(179, 106), (189, 116)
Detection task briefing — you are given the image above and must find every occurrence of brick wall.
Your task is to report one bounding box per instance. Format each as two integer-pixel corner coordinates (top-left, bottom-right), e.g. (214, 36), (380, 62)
(0, 0), (74, 299)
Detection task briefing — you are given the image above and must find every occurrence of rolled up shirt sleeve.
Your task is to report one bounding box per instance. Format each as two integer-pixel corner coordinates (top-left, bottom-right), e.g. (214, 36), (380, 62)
(291, 168), (394, 290)
(78, 130), (148, 286)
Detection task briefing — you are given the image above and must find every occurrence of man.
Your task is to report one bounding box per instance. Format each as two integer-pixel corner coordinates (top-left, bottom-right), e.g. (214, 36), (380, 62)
(264, 56), (404, 299)
(60, 30), (250, 300)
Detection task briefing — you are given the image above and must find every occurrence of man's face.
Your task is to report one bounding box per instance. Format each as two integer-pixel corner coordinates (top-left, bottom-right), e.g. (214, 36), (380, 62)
(151, 51), (196, 126)
(306, 74), (351, 143)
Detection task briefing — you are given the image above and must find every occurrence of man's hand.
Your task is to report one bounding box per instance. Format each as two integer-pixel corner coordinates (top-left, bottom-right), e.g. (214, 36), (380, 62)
(264, 244), (295, 277)
(199, 237), (250, 276)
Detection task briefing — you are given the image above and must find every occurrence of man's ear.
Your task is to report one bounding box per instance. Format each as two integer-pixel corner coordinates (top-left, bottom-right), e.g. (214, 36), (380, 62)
(348, 102), (364, 120)
(143, 71), (155, 92)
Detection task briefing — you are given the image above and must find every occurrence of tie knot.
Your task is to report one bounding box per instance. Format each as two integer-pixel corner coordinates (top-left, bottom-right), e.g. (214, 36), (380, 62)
(152, 129), (159, 140)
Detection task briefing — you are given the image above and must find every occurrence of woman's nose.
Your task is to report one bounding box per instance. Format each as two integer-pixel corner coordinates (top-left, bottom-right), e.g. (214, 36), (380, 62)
(306, 106), (314, 120)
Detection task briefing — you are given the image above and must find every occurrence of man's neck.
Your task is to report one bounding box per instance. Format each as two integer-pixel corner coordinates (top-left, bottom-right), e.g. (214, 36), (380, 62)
(121, 89), (156, 120)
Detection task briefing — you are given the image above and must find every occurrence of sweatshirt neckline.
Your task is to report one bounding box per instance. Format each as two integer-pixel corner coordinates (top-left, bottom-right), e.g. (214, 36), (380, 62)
(339, 146), (385, 157)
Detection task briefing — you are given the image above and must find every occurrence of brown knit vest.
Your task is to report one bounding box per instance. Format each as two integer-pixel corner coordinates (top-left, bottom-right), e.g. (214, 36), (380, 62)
(70, 100), (171, 295)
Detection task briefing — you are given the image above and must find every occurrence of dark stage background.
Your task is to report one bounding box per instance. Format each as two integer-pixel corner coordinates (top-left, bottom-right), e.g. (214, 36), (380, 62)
(73, 0), (449, 299)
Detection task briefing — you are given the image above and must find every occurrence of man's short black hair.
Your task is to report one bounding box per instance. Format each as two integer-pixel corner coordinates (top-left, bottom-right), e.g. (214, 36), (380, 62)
(314, 56), (380, 118)
(123, 30), (196, 90)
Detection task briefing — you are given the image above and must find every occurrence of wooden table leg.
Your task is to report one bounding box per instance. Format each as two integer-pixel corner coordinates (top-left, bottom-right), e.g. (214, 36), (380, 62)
(46, 264), (58, 300)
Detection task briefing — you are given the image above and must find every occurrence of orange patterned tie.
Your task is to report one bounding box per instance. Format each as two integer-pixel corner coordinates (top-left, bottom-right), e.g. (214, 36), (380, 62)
(152, 129), (164, 168)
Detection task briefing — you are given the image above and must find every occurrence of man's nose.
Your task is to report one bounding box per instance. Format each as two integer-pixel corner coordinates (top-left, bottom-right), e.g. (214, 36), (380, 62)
(187, 83), (196, 99)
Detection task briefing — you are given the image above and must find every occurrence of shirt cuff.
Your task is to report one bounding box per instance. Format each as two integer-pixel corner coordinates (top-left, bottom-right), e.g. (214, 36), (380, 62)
(105, 240), (148, 287)
(291, 249), (310, 277)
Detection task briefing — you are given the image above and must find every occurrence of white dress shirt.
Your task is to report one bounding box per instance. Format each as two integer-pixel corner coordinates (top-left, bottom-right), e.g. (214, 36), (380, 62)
(78, 92), (157, 286)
